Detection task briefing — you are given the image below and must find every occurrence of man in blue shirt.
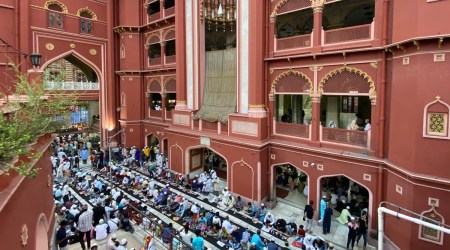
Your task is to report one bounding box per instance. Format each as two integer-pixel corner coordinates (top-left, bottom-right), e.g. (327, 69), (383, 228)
(192, 229), (204, 250)
(250, 229), (266, 250)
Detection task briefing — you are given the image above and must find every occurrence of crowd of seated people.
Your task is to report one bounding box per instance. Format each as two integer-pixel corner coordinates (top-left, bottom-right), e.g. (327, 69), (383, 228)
(53, 142), (342, 250)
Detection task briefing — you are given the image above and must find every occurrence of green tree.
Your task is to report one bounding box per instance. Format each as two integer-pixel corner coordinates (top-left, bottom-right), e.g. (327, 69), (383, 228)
(0, 67), (78, 177)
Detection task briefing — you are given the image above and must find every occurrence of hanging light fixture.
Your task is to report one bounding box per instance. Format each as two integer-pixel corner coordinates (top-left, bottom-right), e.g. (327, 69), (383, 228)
(201, 0), (236, 32)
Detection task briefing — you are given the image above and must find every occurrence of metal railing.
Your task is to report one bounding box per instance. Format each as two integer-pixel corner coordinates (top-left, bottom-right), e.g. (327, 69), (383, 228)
(45, 81), (99, 90)
(323, 23), (373, 44)
(276, 33), (312, 50)
(321, 126), (369, 147)
(274, 121), (310, 139)
(125, 203), (193, 250)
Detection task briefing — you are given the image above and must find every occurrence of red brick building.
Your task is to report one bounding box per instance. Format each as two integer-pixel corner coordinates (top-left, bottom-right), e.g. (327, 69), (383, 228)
(0, 0), (449, 249)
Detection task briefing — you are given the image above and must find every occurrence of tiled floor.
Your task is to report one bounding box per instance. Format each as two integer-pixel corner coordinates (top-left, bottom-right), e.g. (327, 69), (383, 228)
(63, 162), (376, 250)
(271, 189), (376, 250)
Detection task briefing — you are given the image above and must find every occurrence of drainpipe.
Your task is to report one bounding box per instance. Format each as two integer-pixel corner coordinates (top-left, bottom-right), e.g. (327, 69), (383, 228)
(15, 0), (20, 68)
(378, 206), (450, 250)
(378, 0), (389, 158)
(264, 0), (271, 139)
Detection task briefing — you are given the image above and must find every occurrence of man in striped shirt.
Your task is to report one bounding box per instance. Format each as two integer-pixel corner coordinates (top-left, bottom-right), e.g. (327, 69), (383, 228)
(76, 204), (94, 250)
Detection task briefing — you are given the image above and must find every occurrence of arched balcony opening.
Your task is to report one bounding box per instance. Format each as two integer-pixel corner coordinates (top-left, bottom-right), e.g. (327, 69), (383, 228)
(147, 43), (161, 67)
(47, 2), (65, 29)
(164, 39), (176, 64)
(322, 0), (375, 44)
(147, 0), (161, 22)
(78, 8), (96, 34)
(319, 67), (375, 148)
(272, 71), (313, 139)
(164, 78), (176, 120)
(147, 79), (162, 119)
(272, 0), (313, 50)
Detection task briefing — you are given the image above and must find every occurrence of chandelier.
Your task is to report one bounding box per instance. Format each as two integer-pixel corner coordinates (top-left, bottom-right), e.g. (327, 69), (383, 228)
(200, 0), (236, 32)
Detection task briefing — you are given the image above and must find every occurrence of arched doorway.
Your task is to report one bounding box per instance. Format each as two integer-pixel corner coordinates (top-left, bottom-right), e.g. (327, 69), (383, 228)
(185, 146), (228, 189)
(272, 163), (309, 208)
(43, 54), (100, 136)
(146, 134), (160, 148)
(35, 215), (48, 250)
(318, 175), (372, 229)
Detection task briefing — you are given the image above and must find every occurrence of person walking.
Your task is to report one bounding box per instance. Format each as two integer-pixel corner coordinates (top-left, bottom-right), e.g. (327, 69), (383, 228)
(346, 217), (359, 249)
(322, 202), (333, 234)
(76, 204), (94, 250)
(192, 229), (204, 250)
(303, 200), (314, 233)
(357, 213), (368, 248)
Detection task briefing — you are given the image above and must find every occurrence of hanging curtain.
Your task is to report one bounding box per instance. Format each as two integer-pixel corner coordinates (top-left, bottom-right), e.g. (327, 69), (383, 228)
(194, 48), (237, 124)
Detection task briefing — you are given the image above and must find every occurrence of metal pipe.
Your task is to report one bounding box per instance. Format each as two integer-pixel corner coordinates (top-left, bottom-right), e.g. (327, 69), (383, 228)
(108, 129), (124, 189)
(377, 206), (450, 250)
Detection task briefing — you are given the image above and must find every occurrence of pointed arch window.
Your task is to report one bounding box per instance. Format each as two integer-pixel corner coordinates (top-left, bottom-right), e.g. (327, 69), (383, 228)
(120, 44), (126, 59)
(47, 3), (64, 29)
(423, 97), (450, 139)
(121, 93), (126, 107)
(78, 10), (94, 34)
(418, 205), (445, 245)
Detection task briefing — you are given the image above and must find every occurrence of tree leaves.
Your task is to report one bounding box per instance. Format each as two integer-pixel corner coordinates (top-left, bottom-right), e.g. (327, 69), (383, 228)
(0, 67), (79, 178)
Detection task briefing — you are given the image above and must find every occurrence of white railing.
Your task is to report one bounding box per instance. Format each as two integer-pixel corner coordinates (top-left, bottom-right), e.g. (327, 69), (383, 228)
(45, 81), (99, 90)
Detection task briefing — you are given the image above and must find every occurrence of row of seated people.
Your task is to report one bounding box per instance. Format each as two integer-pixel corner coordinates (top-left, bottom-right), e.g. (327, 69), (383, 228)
(100, 163), (336, 249)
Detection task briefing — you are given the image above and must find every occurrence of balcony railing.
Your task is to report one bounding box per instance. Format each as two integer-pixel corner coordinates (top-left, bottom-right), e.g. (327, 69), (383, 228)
(164, 6), (175, 17)
(274, 121), (310, 139)
(322, 23), (373, 45)
(321, 126), (369, 148)
(165, 110), (172, 120)
(45, 81), (99, 90)
(276, 33), (312, 51)
(165, 55), (176, 64)
(149, 57), (161, 66)
(148, 12), (161, 23)
(149, 109), (162, 118)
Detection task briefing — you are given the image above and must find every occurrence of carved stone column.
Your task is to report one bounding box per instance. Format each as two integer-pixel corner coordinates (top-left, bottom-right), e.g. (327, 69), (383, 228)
(160, 41), (166, 66)
(310, 94), (321, 145)
(161, 92), (167, 121)
(175, 0), (187, 109)
(311, 0), (325, 50)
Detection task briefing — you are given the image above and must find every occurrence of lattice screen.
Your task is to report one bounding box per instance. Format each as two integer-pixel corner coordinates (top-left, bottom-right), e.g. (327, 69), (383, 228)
(165, 30), (175, 41)
(148, 79), (161, 92)
(147, 35), (160, 45)
(278, 0), (311, 15)
(324, 24), (371, 44)
(276, 74), (310, 93)
(165, 79), (176, 92)
(428, 113), (447, 136)
(322, 71), (371, 94)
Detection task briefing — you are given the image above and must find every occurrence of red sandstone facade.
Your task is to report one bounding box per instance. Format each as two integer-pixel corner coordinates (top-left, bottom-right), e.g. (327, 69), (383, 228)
(0, 0), (450, 249)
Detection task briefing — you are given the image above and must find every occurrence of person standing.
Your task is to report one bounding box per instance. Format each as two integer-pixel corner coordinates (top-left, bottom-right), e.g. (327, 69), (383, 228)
(56, 220), (69, 250)
(81, 147), (89, 164)
(77, 204), (94, 250)
(162, 223), (174, 244)
(357, 213), (368, 248)
(93, 202), (106, 226)
(322, 202), (333, 234)
(346, 217), (359, 249)
(303, 200), (314, 233)
(180, 224), (194, 248)
(319, 195), (327, 224)
(191, 229), (204, 250)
